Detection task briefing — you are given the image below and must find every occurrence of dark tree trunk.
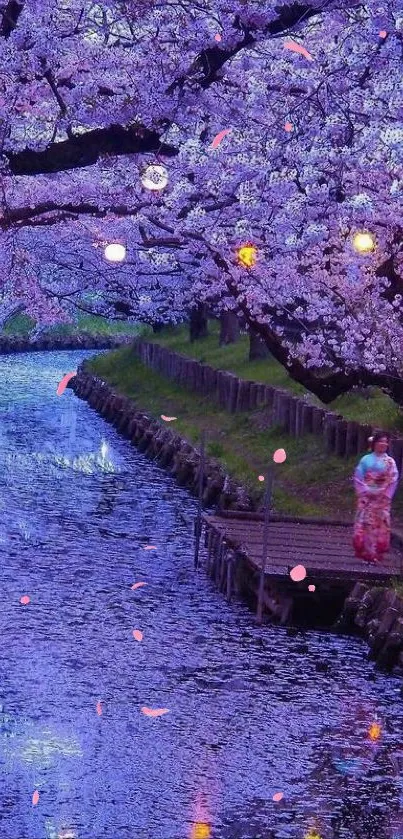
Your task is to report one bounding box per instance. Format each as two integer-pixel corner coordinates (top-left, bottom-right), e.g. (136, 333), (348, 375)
(248, 328), (271, 361)
(219, 311), (240, 346)
(189, 304), (209, 343)
(152, 322), (164, 333)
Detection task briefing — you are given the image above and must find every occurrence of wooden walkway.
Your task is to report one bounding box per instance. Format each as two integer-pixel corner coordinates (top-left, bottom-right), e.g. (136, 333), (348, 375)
(202, 513), (403, 582)
(200, 512), (403, 625)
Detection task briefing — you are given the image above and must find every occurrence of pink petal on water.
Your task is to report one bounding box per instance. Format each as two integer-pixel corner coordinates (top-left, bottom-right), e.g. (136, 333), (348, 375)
(290, 564), (307, 582)
(133, 629), (143, 642)
(308, 584), (316, 592)
(32, 790), (40, 806)
(210, 129), (231, 149)
(284, 40), (314, 61)
(141, 706), (169, 717)
(143, 545), (156, 550)
(214, 34), (222, 41)
(20, 595), (30, 605)
(273, 448), (286, 463)
(131, 582), (147, 590)
(96, 701), (103, 716)
(379, 30), (387, 38)
(273, 792), (284, 802)
(284, 122), (293, 132)
(56, 372), (76, 396)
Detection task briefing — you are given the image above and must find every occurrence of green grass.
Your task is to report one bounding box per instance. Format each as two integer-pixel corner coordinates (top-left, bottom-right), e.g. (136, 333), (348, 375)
(2, 313), (144, 339)
(86, 345), (365, 521)
(146, 320), (403, 433)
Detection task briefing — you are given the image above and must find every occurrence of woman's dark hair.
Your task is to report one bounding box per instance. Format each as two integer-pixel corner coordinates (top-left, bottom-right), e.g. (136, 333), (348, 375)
(368, 431), (390, 451)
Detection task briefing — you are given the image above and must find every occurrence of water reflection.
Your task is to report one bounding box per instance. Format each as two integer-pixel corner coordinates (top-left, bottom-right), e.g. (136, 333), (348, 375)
(0, 350), (402, 838)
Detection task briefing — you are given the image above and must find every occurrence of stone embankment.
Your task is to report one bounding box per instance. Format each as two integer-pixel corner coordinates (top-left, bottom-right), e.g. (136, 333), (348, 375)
(336, 583), (403, 675)
(70, 362), (255, 513)
(0, 333), (133, 354)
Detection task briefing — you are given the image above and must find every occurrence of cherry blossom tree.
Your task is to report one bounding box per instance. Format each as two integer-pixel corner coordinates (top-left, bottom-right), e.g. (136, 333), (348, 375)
(1, 0), (402, 402)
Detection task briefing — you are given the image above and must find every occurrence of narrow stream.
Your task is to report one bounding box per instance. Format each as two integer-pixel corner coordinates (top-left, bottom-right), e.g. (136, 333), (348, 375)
(0, 350), (402, 839)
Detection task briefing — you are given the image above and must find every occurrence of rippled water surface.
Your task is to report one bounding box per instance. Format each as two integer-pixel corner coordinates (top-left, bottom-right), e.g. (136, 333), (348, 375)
(0, 350), (403, 839)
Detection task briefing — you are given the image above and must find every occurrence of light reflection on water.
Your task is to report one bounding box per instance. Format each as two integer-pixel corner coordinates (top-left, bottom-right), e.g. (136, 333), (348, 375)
(0, 351), (402, 839)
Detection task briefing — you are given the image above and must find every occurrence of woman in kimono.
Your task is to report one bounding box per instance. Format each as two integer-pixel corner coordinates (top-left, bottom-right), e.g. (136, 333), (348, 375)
(353, 431), (399, 564)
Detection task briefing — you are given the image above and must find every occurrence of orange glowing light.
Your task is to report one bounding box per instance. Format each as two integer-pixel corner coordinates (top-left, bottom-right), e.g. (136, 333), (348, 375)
(191, 823), (211, 839)
(237, 243), (257, 268)
(369, 721), (382, 741)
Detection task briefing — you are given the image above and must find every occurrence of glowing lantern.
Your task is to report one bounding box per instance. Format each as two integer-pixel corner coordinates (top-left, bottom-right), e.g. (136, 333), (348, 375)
(368, 721), (382, 741)
(141, 164), (169, 191)
(237, 243), (257, 268)
(352, 232), (375, 253)
(191, 824), (211, 839)
(104, 243), (126, 262)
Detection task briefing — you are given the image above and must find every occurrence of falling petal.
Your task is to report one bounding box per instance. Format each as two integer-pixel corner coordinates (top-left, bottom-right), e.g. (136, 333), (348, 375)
(131, 582), (147, 590)
(258, 475), (265, 481)
(96, 701), (102, 716)
(308, 584), (316, 592)
(273, 448), (286, 463)
(214, 34), (222, 42)
(210, 129), (231, 149)
(284, 39), (314, 62)
(133, 629), (143, 642)
(290, 564), (307, 582)
(143, 545), (156, 550)
(141, 706), (169, 717)
(379, 30), (387, 38)
(161, 415), (177, 422)
(32, 790), (40, 806)
(20, 595), (30, 605)
(57, 372), (76, 397)
(284, 122), (293, 132)
(273, 792), (284, 802)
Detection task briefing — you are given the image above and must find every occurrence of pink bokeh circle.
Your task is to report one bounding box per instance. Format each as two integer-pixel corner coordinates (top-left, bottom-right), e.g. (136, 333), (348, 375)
(290, 565), (306, 582)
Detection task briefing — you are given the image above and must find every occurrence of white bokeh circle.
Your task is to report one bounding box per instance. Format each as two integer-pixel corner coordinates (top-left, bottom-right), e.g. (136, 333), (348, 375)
(104, 243), (126, 262)
(141, 164), (169, 191)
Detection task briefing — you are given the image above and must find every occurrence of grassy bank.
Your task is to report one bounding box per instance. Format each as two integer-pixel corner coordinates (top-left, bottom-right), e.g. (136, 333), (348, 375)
(143, 320), (403, 434)
(3, 312), (143, 339)
(87, 344), (403, 529)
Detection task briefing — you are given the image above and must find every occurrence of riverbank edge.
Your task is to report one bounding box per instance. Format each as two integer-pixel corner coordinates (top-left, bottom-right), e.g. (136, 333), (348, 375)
(69, 363), (403, 677)
(0, 333), (135, 354)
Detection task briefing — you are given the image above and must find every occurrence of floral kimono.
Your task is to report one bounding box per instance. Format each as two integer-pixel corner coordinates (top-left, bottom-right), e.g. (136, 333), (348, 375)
(353, 452), (399, 563)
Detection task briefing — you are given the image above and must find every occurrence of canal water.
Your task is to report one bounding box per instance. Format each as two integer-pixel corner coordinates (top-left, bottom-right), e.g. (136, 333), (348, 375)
(0, 350), (403, 839)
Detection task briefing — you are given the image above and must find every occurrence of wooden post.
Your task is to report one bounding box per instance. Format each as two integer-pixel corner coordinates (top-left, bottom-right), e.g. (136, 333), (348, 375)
(194, 430), (206, 570)
(256, 464), (274, 625)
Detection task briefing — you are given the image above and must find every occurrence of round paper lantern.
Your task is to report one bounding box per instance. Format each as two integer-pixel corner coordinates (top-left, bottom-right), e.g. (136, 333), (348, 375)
(104, 243), (126, 262)
(141, 164), (169, 191)
(352, 232), (375, 253)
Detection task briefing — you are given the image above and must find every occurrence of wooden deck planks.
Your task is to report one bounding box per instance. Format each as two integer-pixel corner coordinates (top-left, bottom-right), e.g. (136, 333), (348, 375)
(202, 515), (402, 580)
